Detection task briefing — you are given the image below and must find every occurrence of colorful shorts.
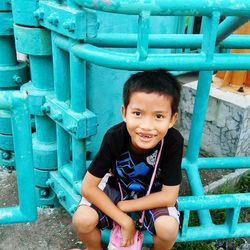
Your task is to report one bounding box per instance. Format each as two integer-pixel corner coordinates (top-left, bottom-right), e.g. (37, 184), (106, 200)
(79, 174), (180, 235)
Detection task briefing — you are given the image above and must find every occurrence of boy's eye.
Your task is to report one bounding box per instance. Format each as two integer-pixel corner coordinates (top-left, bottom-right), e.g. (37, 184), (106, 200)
(155, 114), (164, 119)
(133, 111), (141, 117)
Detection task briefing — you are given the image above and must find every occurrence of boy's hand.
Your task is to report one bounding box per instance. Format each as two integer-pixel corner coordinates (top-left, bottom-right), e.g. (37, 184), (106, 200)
(117, 200), (127, 212)
(120, 216), (136, 247)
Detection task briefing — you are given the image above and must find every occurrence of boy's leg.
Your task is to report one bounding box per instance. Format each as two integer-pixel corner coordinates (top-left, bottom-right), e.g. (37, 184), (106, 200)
(153, 215), (179, 250)
(144, 206), (180, 250)
(72, 205), (102, 250)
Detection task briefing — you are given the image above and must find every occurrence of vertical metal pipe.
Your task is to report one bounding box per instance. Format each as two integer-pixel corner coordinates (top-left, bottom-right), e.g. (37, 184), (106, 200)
(70, 52), (86, 181)
(0, 36), (17, 66)
(52, 33), (70, 102)
(185, 71), (214, 226)
(52, 32), (71, 169)
(29, 56), (54, 90)
(70, 53), (86, 112)
(35, 116), (56, 143)
(187, 12), (219, 162)
(186, 71), (214, 162)
(175, 16), (186, 54)
(11, 92), (37, 222)
(57, 127), (71, 168)
(29, 54), (56, 156)
(72, 139), (86, 181)
(184, 16), (195, 53)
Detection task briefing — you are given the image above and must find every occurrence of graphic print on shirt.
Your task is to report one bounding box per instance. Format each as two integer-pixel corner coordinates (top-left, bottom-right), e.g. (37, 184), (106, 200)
(115, 150), (158, 193)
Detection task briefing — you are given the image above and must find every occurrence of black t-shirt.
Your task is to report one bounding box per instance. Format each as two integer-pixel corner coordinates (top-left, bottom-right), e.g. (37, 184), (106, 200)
(88, 122), (183, 197)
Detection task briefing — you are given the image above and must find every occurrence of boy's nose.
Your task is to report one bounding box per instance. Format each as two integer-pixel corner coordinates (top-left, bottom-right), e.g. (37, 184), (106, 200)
(139, 117), (153, 130)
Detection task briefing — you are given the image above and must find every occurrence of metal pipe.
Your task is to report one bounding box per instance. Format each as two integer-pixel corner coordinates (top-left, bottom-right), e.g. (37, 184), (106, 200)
(52, 32), (70, 102)
(197, 157), (250, 169)
(57, 127), (71, 169)
(70, 52), (87, 182)
(72, 0), (250, 16)
(184, 71), (214, 225)
(29, 56), (54, 90)
(51, 32), (71, 171)
(182, 157), (250, 169)
(72, 43), (250, 70)
(0, 91), (37, 224)
(179, 193), (250, 210)
(216, 16), (250, 45)
(186, 72), (214, 162)
(70, 52), (86, 112)
(87, 33), (250, 49)
(0, 36), (17, 66)
(50, 32), (249, 49)
(54, 34), (250, 70)
(35, 116), (56, 144)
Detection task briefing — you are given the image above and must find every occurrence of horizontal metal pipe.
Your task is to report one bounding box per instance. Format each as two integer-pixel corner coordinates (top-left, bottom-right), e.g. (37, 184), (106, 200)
(85, 34), (250, 49)
(182, 157), (250, 169)
(221, 35), (250, 48)
(101, 220), (250, 244)
(0, 207), (33, 224)
(73, 0), (250, 16)
(54, 33), (250, 52)
(54, 36), (250, 70)
(179, 193), (250, 210)
(71, 44), (250, 70)
(198, 157), (250, 169)
(178, 224), (250, 242)
(216, 16), (250, 45)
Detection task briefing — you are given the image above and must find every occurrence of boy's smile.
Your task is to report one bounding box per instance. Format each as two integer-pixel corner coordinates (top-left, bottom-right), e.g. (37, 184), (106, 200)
(122, 91), (178, 153)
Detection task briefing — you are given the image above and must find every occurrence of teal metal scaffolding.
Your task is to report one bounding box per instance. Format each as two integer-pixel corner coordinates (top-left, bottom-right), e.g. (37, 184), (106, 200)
(0, 0), (249, 245)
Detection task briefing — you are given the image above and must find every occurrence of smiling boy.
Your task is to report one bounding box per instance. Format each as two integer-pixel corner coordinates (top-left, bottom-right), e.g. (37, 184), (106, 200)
(73, 70), (184, 250)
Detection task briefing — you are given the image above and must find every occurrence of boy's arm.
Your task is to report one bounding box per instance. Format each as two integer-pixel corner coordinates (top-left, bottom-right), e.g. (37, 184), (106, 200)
(117, 184), (179, 213)
(81, 171), (136, 246)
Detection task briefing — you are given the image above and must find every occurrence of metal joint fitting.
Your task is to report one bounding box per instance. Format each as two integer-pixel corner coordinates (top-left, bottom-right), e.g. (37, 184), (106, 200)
(47, 13), (59, 26)
(13, 75), (23, 85)
(69, 205), (77, 214)
(46, 179), (54, 188)
(34, 8), (45, 21)
(40, 189), (48, 198)
(52, 113), (63, 122)
(67, 125), (77, 134)
(63, 20), (76, 32)
(57, 191), (66, 201)
(1, 151), (11, 160)
(41, 104), (51, 114)
(5, 0), (11, 5)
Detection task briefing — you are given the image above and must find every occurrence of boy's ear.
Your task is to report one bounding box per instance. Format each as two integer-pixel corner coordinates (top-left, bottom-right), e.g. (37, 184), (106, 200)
(169, 112), (178, 128)
(121, 105), (126, 122)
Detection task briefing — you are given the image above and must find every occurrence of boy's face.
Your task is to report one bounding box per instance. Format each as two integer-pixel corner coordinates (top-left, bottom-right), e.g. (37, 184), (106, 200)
(122, 91), (178, 153)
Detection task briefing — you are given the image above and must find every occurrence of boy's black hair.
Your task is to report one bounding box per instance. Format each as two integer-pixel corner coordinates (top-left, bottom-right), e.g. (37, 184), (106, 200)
(123, 70), (181, 115)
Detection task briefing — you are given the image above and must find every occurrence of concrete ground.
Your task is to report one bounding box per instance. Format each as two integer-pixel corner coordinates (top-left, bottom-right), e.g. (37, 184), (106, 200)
(0, 169), (82, 250)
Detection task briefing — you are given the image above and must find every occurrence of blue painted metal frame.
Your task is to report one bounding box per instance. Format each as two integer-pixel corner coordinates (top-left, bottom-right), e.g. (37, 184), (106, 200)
(2, 0), (249, 245)
(0, 91), (37, 224)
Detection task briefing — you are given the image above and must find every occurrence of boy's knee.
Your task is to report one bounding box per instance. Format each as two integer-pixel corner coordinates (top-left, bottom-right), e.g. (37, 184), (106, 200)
(154, 216), (179, 242)
(72, 206), (99, 234)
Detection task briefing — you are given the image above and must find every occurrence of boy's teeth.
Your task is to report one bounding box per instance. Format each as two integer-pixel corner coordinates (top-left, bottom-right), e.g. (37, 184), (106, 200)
(139, 133), (152, 138)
